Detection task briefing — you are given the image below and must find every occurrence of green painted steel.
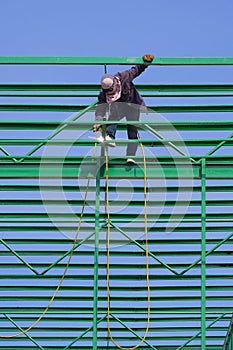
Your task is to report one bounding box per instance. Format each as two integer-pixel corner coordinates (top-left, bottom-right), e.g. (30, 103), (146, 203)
(0, 56), (233, 65)
(93, 161), (101, 349)
(0, 56), (232, 350)
(201, 158), (206, 349)
(2, 82), (233, 93)
(223, 315), (233, 350)
(1, 120), (233, 130)
(2, 103), (233, 112)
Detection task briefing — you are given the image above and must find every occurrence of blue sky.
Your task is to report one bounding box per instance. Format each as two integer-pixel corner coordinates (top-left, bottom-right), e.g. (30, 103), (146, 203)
(1, 0), (233, 57)
(0, 0), (233, 84)
(0, 1), (232, 349)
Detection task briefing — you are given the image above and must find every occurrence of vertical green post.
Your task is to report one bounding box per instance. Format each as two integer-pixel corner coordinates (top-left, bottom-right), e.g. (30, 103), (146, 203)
(201, 157), (206, 349)
(93, 160), (101, 350)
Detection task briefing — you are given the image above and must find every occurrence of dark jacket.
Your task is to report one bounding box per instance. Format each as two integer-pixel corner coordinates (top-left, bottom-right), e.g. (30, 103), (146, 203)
(95, 64), (148, 120)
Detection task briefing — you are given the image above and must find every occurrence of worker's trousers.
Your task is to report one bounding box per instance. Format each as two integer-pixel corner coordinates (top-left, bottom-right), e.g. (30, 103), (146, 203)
(106, 104), (140, 156)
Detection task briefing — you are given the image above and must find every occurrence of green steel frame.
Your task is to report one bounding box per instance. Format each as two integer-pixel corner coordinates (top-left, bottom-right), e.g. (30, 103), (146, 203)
(0, 57), (232, 350)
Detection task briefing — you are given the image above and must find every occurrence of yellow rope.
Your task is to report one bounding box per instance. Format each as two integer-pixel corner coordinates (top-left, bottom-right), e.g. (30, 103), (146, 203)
(1, 131), (150, 347)
(0, 141), (97, 338)
(105, 137), (151, 350)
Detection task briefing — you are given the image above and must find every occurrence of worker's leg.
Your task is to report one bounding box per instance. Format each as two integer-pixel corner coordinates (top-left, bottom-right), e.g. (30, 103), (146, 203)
(106, 113), (117, 139)
(106, 104), (124, 139)
(126, 107), (140, 156)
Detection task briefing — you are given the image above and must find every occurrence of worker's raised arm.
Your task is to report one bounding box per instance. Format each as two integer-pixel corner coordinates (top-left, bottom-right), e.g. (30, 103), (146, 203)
(118, 54), (154, 82)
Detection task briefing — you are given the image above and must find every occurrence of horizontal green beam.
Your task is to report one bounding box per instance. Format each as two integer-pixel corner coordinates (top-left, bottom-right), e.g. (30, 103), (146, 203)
(1, 155), (232, 162)
(0, 335), (226, 341)
(1, 184), (232, 192)
(0, 285), (232, 292)
(1, 104), (233, 112)
(0, 164), (199, 179)
(1, 237), (232, 243)
(0, 307), (231, 313)
(1, 198), (233, 206)
(0, 310), (230, 314)
(1, 83), (233, 91)
(1, 296), (231, 302)
(1, 254), (231, 262)
(3, 92), (233, 98)
(0, 346), (225, 350)
(1, 214), (232, 223)
(1, 137), (233, 146)
(0, 271), (232, 279)
(0, 347), (224, 350)
(0, 162), (232, 179)
(0, 325), (228, 332)
(0, 263), (232, 269)
(1, 120), (233, 130)
(0, 56), (233, 65)
(2, 315), (231, 322)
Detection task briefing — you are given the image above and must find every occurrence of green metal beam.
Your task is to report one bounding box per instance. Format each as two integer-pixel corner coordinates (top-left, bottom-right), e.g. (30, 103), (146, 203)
(63, 315), (106, 350)
(1, 137), (233, 147)
(1, 82), (233, 92)
(176, 313), (227, 350)
(1, 162), (233, 179)
(1, 120), (233, 131)
(110, 314), (158, 350)
(1, 104), (233, 113)
(3, 314), (45, 350)
(0, 238), (39, 275)
(223, 315), (233, 350)
(17, 100), (97, 162)
(201, 158), (207, 349)
(0, 56), (233, 65)
(93, 163), (101, 350)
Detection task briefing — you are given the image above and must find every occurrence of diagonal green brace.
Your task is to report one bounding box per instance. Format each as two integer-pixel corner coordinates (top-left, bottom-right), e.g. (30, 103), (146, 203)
(0, 146), (17, 162)
(109, 221), (179, 275)
(144, 124), (198, 164)
(93, 160), (101, 350)
(40, 230), (96, 275)
(3, 314), (45, 350)
(223, 314), (233, 350)
(200, 157), (207, 350)
(0, 238), (39, 275)
(40, 223), (107, 275)
(63, 315), (106, 350)
(179, 231), (233, 275)
(111, 313), (159, 350)
(17, 101), (97, 163)
(197, 131), (233, 162)
(176, 312), (228, 350)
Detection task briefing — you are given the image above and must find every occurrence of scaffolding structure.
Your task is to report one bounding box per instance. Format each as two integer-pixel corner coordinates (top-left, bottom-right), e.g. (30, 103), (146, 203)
(0, 57), (232, 349)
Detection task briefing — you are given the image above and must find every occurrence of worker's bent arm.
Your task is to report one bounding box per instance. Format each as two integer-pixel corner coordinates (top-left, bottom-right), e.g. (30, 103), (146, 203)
(118, 64), (148, 83)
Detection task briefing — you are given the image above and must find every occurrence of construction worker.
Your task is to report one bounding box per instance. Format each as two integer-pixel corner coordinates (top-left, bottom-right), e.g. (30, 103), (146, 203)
(93, 54), (154, 164)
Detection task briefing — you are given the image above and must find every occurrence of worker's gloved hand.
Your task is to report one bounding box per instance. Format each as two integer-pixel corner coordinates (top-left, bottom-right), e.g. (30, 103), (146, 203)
(93, 124), (102, 132)
(142, 54), (154, 63)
